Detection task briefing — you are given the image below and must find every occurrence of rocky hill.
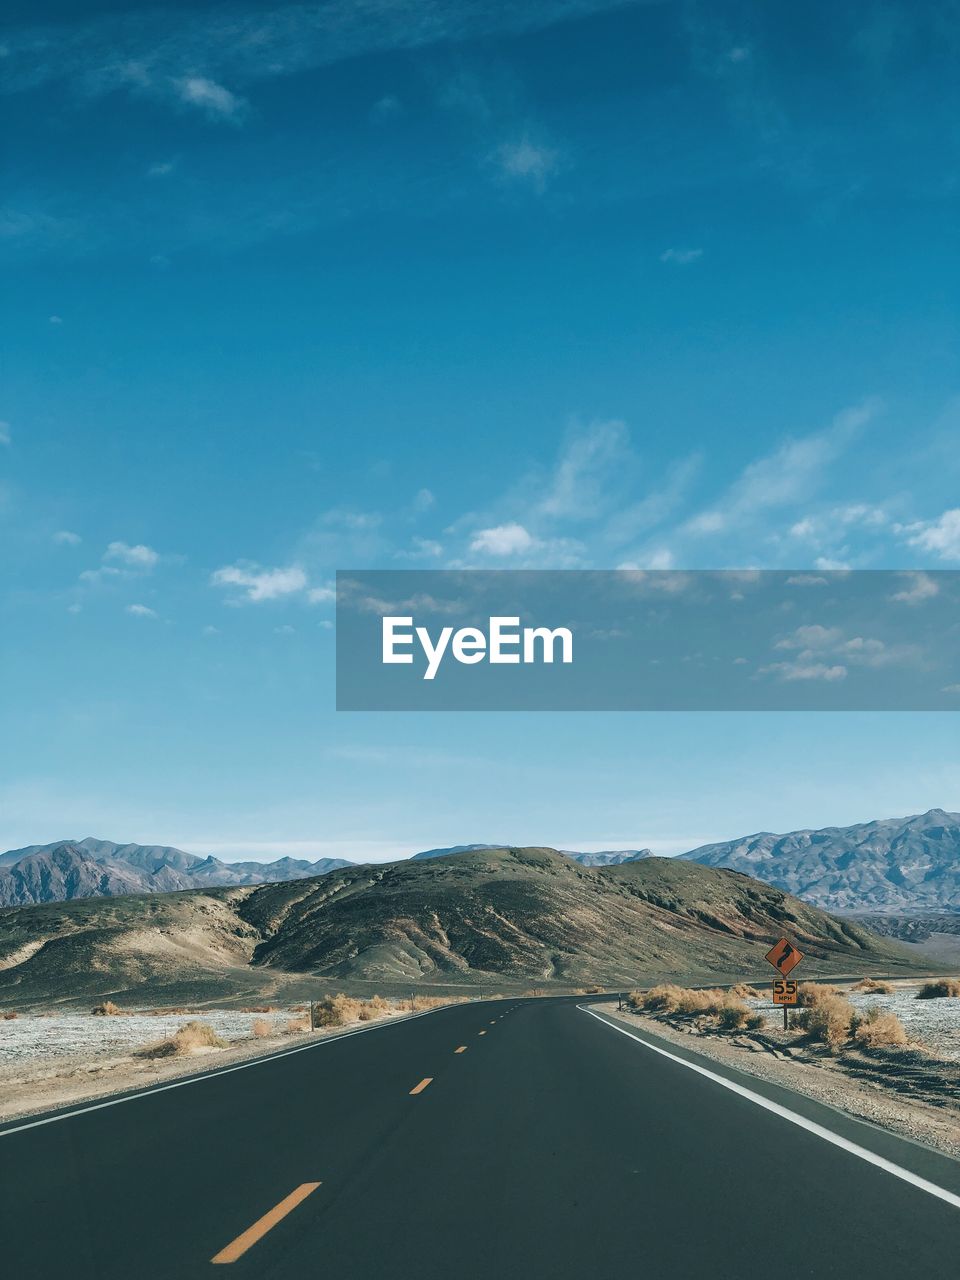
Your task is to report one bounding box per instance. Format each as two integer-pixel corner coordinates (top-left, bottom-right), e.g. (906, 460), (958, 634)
(0, 847), (914, 1007)
(411, 844), (652, 867)
(680, 809), (960, 913)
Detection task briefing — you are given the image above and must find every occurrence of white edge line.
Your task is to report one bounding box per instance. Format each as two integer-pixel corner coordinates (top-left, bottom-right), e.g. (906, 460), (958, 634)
(580, 1006), (960, 1213)
(0, 1003), (451, 1139)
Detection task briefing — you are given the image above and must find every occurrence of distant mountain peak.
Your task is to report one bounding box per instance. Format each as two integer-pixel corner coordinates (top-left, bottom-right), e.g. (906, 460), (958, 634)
(680, 809), (960, 913)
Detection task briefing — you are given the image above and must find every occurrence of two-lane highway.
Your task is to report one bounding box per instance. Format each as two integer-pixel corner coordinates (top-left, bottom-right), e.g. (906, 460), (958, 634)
(2, 997), (959, 1278)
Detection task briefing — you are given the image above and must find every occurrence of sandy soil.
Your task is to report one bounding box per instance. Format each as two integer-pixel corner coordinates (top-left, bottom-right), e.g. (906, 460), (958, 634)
(595, 1000), (960, 1161)
(0, 1006), (415, 1124)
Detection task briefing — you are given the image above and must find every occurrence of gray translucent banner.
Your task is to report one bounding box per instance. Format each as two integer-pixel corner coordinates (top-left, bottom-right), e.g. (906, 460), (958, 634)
(335, 570), (960, 711)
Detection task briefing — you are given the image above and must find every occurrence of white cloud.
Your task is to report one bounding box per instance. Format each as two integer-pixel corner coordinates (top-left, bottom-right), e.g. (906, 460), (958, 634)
(775, 624), (844, 651)
(126, 603), (157, 618)
(174, 76), (247, 123)
(814, 557), (851, 571)
(54, 530), (81, 546)
(274, 624), (296, 635)
(210, 563), (308, 603)
(0, 421), (11, 446)
(411, 488), (435, 513)
(762, 660), (847, 682)
(943, 684), (960, 695)
(660, 248), (703, 265)
(890, 571), (939, 605)
(618, 548), (676, 571)
(306, 584), (335, 604)
(201, 625), (220, 636)
(469, 523), (534, 556)
(105, 541), (160, 569)
(49, 314), (63, 325)
(898, 508), (960, 561)
(785, 574), (827, 586)
(147, 160), (176, 177)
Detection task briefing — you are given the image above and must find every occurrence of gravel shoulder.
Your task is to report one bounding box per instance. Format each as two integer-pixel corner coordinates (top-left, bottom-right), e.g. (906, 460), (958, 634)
(0, 1006), (426, 1125)
(594, 1001), (960, 1161)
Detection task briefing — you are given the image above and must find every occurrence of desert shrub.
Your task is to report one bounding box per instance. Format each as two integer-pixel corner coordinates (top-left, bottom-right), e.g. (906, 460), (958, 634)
(797, 983), (843, 1008)
(286, 1017), (310, 1034)
(313, 994), (363, 1027)
(626, 990), (646, 1010)
(239, 1005), (276, 1014)
(91, 1000), (125, 1016)
(851, 1006), (909, 1048)
(730, 984), (764, 1001)
(139, 1020), (227, 1058)
(917, 979), (960, 999)
(358, 995), (391, 1021)
(795, 993), (854, 1049)
(717, 1000), (753, 1030)
(399, 995), (465, 1012)
(251, 1018), (273, 1038)
(641, 984), (686, 1012)
(2, 1011), (18, 1020)
(851, 978), (894, 994)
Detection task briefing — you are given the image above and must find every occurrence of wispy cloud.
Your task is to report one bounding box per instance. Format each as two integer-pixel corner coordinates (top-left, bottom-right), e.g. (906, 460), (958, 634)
(126, 603), (158, 619)
(0, 421), (11, 446)
(173, 76), (248, 124)
(683, 400), (879, 539)
(79, 540), (163, 586)
(491, 136), (560, 191)
(660, 248), (703, 265)
(3, 2), (629, 112)
(53, 530), (82, 546)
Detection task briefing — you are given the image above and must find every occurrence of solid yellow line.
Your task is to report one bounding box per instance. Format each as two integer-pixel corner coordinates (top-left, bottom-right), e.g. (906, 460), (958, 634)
(211, 1182), (321, 1264)
(409, 1077), (433, 1095)
(455, 1046), (467, 1054)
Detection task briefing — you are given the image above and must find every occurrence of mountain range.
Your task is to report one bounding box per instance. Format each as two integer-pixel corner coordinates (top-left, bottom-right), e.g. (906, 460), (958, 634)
(1, 809), (958, 913)
(680, 809), (960, 914)
(0, 839), (351, 908)
(0, 847), (912, 1007)
(0, 839), (653, 908)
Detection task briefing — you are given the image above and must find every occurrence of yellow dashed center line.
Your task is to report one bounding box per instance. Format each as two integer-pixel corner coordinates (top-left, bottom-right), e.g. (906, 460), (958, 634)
(409, 1077), (433, 1095)
(455, 1046), (468, 1054)
(211, 1182), (321, 1265)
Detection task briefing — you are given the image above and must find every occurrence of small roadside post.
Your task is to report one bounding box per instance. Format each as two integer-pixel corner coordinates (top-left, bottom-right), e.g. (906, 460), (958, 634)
(764, 937), (804, 1030)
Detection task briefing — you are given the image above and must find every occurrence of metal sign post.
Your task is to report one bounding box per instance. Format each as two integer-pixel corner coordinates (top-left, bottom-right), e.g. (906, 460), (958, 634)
(765, 937), (804, 1030)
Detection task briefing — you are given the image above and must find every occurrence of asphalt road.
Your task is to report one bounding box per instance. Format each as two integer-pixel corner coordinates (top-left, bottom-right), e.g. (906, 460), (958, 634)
(2, 996), (959, 1279)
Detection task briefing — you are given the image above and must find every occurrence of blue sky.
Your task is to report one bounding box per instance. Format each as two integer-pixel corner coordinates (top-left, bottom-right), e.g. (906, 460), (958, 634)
(1, 1), (959, 859)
